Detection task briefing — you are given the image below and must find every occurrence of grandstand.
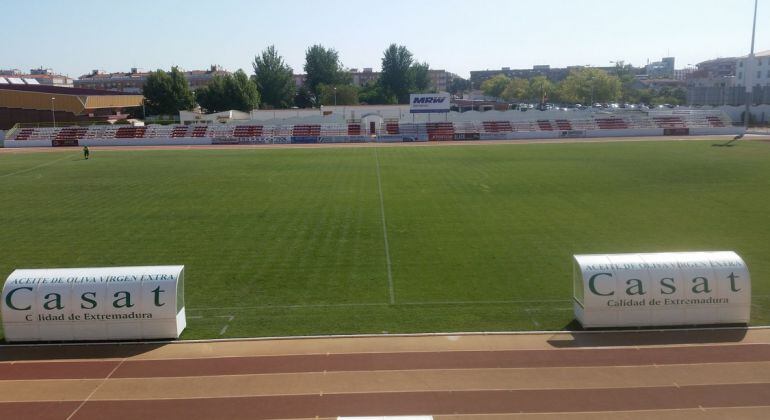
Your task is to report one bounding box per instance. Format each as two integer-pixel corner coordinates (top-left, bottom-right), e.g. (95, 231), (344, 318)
(4, 110), (737, 147)
(0, 84), (143, 130)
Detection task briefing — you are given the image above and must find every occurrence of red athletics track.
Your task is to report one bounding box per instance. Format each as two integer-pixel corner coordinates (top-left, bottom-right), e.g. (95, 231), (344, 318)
(0, 328), (769, 419)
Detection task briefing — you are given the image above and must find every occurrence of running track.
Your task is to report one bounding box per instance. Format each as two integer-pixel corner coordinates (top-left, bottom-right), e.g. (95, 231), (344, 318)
(1, 329), (769, 419)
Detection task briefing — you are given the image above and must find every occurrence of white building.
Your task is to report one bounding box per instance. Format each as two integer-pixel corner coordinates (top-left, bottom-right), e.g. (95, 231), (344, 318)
(735, 50), (770, 88)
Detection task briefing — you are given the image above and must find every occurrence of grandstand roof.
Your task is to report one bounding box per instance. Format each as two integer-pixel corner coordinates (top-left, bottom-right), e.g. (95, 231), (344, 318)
(0, 84), (138, 96)
(0, 84), (143, 115)
(739, 50), (770, 59)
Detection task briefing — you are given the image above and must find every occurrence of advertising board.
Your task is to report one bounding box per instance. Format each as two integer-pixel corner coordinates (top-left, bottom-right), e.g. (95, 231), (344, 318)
(291, 136), (319, 144)
(573, 252), (750, 328)
(409, 93), (451, 114)
(2, 266), (186, 342)
(453, 133), (481, 140)
(52, 139), (79, 147)
(663, 128), (690, 136)
(559, 130), (586, 138)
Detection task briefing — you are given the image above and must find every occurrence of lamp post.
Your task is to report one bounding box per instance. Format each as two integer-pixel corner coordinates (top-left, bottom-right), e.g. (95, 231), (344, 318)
(686, 64), (694, 107)
(51, 97), (56, 128)
(744, 0), (758, 131)
(609, 60), (625, 76)
(333, 86), (337, 106)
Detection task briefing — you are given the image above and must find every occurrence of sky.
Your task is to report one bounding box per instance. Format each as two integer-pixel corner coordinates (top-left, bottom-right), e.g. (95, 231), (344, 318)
(1, 0), (767, 79)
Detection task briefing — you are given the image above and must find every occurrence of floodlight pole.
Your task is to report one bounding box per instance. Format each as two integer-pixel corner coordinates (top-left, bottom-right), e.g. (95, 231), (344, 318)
(743, 0), (758, 131)
(51, 97), (56, 128)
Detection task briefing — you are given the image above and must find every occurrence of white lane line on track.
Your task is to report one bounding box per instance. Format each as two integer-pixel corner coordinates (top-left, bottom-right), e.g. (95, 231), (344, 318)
(0, 153), (72, 178)
(374, 146), (395, 305)
(65, 358), (125, 420)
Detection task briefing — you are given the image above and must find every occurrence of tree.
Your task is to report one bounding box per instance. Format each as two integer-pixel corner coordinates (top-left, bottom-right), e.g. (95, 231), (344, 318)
(500, 78), (529, 101)
(143, 67), (195, 116)
(528, 76), (554, 104)
(294, 85), (316, 108)
(359, 81), (396, 105)
(410, 62), (431, 92)
(558, 68), (621, 104)
(303, 45), (351, 95)
(196, 70), (260, 113)
(195, 76), (226, 113)
(449, 78), (471, 96)
(480, 74), (510, 98)
(228, 70), (260, 111)
(317, 84), (358, 105)
(650, 87), (687, 106)
(252, 45), (296, 109)
(380, 44), (414, 103)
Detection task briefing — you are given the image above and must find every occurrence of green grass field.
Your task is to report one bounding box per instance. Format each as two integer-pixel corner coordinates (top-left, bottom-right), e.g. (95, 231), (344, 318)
(1, 140), (769, 340)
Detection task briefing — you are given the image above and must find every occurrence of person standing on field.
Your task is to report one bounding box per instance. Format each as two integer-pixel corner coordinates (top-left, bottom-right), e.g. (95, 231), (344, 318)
(83, 145), (90, 160)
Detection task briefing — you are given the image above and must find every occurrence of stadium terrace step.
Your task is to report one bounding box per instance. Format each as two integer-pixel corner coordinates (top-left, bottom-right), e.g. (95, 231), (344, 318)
(653, 116), (687, 128)
(385, 122), (400, 135)
(347, 124), (362, 136)
(425, 122), (455, 141)
(595, 118), (630, 129)
(482, 121), (513, 133)
(233, 125), (264, 138)
(555, 119), (573, 130)
(291, 124), (321, 137)
(171, 126), (189, 138)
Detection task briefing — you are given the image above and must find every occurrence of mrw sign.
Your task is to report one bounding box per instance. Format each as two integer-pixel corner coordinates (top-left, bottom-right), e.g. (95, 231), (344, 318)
(2, 266), (186, 342)
(573, 252), (750, 328)
(409, 93), (450, 113)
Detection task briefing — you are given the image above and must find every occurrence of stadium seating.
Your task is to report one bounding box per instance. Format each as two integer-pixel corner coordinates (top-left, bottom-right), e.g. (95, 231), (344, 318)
(652, 116), (687, 128)
(13, 128), (34, 140)
(55, 127), (87, 140)
(555, 120), (573, 130)
(425, 122), (454, 140)
(171, 126), (189, 138)
(707, 116), (726, 127)
(5, 110), (735, 144)
(595, 118), (630, 129)
(482, 121), (513, 133)
(347, 124), (362, 136)
(233, 125), (264, 138)
(191, 126), (208, 138)
(537, 120), (554, 131)
(385, 122), (400, 135)
(292, 124), (321, 137)
(115, 126), (147, 138)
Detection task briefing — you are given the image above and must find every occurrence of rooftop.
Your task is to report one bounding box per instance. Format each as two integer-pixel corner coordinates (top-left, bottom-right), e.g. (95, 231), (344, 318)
(0, 83), (140, 96)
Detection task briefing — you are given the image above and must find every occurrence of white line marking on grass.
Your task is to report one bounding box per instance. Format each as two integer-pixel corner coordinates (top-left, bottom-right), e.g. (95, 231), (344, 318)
(0, 153), (71, 178)
(187, 299), (573, 312)
(216, 315), (235, 336)
(374, 146), (395, 304)
(525, 308), (542, 328)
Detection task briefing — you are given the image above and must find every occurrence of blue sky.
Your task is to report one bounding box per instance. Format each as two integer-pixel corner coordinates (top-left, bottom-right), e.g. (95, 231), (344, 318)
(1, 0), (766, 78)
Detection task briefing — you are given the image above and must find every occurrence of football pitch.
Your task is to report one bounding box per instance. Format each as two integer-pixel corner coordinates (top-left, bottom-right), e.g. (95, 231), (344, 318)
(1, 140), (769, 340)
